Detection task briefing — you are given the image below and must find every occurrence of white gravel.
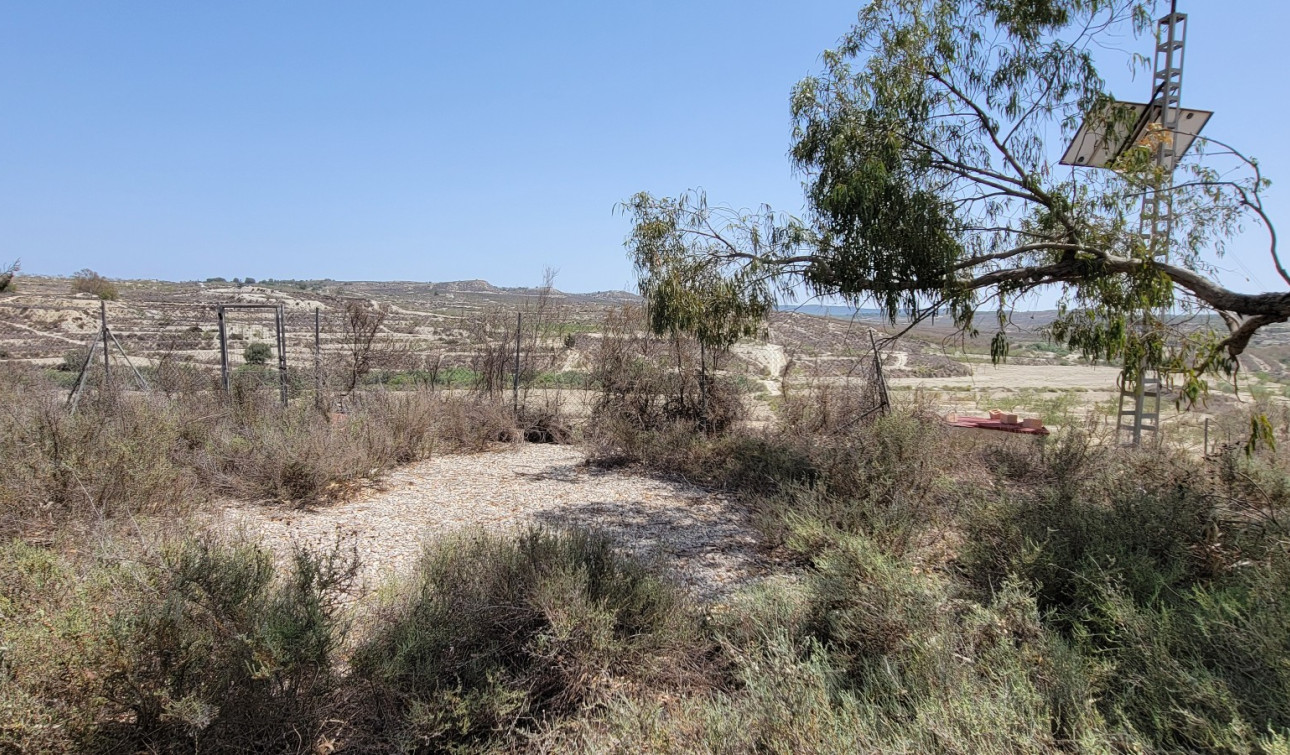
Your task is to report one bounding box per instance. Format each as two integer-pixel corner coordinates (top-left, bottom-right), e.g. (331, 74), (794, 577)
(215, 444), (767, 601)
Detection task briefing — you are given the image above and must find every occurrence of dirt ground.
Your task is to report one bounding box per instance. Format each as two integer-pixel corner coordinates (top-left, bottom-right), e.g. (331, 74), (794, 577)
(215, 444), (771, 606)
(889, 362), (1122, 391)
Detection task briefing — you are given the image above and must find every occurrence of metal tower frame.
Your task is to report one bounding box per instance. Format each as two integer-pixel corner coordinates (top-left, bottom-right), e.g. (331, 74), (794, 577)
(1115, 7), (1187, 448)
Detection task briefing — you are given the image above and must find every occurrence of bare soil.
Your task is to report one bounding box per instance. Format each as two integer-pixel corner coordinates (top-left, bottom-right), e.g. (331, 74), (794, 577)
(215, 444), (770, 604)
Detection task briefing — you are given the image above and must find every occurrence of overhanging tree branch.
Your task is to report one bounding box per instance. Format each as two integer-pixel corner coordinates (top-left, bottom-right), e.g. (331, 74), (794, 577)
(624, 0), (1282, 395)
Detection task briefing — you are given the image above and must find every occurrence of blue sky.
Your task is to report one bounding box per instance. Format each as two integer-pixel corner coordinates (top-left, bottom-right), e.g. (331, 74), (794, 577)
(2, 1), (1287, 298)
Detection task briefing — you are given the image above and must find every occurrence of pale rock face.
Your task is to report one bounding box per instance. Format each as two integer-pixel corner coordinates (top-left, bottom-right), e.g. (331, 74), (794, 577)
(730, 341), (787, 377)
(729, 341), (789, 395)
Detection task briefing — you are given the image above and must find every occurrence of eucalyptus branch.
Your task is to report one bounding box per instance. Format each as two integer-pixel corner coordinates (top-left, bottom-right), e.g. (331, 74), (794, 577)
(926, 70), (1078, 238)
(1190, 136), (1286, 287)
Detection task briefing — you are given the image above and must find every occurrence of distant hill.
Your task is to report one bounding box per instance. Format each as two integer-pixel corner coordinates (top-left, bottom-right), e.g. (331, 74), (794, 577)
(777, 304), (1079, 329)
(776, 304), (885, 320)
(433, 279), (502, 294)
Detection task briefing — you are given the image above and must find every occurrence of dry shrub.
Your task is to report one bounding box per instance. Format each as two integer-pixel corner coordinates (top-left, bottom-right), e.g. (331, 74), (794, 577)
(518, 393), (576, 444)
(333, 298), (391, 398)
(350, 527), (710, 751)
(588, 367), (950, 554)
(348, 390), (440, 463)
(69, 268), (118, 300)
(214, 389), (525, 504)
(779, 378), (887, 438)
(0, 368), (202, 535)
(427, 393), (520, 450)
(469, 312), (516, 396)
(208, 405), (376, 504)
(0, 364), (536, 532)
(0, 535), (357, 754)
(586, 305), (747, 437)
(591, 357), (746, 436)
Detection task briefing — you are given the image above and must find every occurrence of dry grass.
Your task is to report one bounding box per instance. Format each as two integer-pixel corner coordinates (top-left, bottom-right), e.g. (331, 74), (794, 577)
(5, 318), (1290, 753)
(0, 363), (534, 537)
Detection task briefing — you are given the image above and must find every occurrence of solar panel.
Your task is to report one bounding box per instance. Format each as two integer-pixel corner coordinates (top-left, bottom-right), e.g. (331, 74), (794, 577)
(1060, 100), (1212, 169)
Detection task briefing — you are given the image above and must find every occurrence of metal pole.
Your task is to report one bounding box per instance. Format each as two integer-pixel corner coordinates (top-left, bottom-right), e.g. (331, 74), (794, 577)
(1132, 354), (1146, 448)
(108, 329), (150, 390)
(276, 303), (288, 407)
(67, 335), (100, 412)
(100, 300), (111, 391)
(699, 340), (708, 428)
(513, 311), (521, 414)
(218, 305), (230, 392)
(314, 307), (322, 410)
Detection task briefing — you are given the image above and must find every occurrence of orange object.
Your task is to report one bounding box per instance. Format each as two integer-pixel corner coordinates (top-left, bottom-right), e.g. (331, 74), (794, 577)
(945, 415), (1049, 436)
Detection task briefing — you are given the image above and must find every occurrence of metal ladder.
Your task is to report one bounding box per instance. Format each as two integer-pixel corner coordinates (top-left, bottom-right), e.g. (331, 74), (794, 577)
(1122, 10), (1186, 446)
(1137, 9), (1186, 258)
(1117, 366), (1163, 447)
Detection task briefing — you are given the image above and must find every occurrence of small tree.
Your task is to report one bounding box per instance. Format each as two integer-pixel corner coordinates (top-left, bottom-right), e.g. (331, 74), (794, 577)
(623, 193), (785, 352)
(335, 299), (391, 398)
(0, 259), (18, 293)
(243, 342), (273, 366)
(71, 269), (118, 300)
(622, 194), (778, 428)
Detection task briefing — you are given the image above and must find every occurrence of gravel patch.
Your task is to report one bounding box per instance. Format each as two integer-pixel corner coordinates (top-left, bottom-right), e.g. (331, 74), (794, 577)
(215, 444), (767, 601)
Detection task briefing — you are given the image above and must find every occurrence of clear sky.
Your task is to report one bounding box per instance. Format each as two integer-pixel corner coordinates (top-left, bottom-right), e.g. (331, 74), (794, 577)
(2, 1), (1286, 297)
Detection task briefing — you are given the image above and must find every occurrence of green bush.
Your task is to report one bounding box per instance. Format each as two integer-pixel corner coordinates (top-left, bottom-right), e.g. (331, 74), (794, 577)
(102, 538), (355, 750)
(351, 527), (708, 750)
(70, 268), (118, 300)
(537, 536), (1105, 754)
(532, 369), (587, 388)
(0, 535), (357, 753)
(965, 439), (1290, 752)
(242, 341), (273, 365)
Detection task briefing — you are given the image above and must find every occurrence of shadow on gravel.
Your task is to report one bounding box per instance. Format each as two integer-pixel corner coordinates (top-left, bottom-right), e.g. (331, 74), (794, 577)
(529, 496), (762, 599)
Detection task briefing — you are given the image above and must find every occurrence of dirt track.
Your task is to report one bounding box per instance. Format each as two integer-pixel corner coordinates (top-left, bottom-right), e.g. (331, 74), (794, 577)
(216, 444), (768, 604)
(889, 362), (1122, 391)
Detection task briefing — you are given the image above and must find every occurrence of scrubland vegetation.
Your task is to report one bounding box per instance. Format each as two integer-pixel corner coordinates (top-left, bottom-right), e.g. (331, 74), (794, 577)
(6, 0), (1290, 748)
(2, 302), (1289, 754)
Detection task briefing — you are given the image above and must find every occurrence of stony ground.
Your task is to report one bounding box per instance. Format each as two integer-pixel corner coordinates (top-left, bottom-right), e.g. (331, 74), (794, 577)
(216, 443), (769, 603)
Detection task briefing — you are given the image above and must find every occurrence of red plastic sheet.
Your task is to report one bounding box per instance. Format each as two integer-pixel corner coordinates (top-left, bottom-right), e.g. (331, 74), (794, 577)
(944, 416), (1050, 436)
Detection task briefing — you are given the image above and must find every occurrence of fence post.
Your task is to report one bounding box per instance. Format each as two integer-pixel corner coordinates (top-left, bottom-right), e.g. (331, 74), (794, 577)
(276, 303), (288, 407)
(513, 311), (522, 414)
(314, 307), (322, 410)
(218, 305), (230, 392)
(100, 300), (111, 390)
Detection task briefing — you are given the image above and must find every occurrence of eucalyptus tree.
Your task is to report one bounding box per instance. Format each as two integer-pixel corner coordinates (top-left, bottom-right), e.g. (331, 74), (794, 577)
(621, 192), (794, 423)
(625, 0), (1282, 404)
(624, 192), (787, 352)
